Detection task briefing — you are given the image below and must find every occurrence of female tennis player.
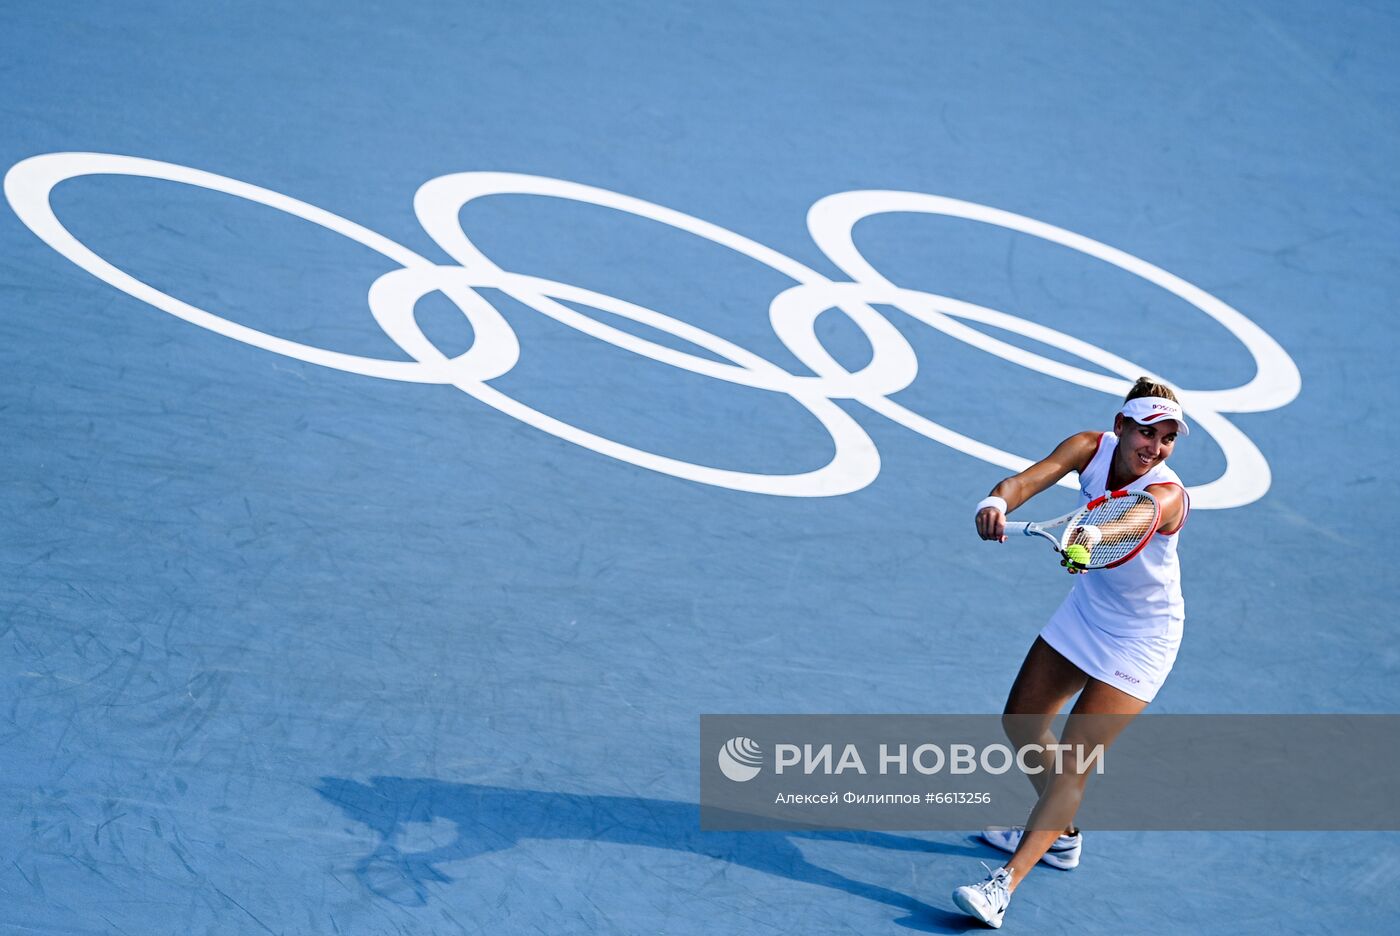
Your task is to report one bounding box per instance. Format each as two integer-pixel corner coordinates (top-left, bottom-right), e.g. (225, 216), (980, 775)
(950, 378), (1190, 928)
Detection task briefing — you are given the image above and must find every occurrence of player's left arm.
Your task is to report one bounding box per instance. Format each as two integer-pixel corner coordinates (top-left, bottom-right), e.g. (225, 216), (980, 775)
(1145, 483), (1187, 535)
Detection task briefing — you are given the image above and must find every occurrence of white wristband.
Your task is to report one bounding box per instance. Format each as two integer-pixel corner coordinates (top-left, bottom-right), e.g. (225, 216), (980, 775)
(976, 495), (1008, 515)
(1078, 524), (1102, 546)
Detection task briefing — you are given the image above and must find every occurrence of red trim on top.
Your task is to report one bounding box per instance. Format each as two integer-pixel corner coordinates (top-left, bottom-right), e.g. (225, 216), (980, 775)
(1080, 432), (1111, 478)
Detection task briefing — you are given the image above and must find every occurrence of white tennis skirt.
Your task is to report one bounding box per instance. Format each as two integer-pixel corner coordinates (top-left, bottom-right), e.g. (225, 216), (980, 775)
(1039, 600), (1183, 704)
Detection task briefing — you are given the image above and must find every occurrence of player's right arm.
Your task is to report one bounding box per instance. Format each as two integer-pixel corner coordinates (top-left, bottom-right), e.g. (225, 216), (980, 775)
(976, 431), (1101, 542)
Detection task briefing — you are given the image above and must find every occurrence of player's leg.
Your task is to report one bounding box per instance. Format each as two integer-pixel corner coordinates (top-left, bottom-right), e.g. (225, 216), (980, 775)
(1002, 677), (1148, 891)
(955, 637), (1093, 925)
(1002, 637), (1089, 799)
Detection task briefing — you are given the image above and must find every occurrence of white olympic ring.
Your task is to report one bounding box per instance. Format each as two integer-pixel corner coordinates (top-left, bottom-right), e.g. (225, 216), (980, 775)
(4, 152), (1301, 507)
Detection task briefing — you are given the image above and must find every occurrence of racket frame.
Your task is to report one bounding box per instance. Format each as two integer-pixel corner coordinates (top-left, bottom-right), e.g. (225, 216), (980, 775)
(1003, 488), (1160, 570)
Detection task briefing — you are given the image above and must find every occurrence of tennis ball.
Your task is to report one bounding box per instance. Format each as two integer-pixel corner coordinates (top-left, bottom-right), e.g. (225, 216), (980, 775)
(1064, 544), (1091, 566)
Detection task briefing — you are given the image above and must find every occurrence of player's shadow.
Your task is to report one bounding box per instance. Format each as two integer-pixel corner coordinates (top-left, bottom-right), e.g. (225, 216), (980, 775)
(317, 777), (995, 932)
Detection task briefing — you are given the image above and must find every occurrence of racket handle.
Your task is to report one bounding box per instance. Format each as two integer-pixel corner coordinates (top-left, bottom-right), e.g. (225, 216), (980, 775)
(1003, 521), (1030, 535)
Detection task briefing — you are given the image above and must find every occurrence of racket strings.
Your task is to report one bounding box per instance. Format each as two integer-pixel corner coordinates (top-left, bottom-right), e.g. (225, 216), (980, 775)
(1070, 494), (1158, 566)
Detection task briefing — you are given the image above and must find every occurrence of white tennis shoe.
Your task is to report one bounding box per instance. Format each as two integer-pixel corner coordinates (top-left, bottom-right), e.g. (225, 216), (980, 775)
(979, 826), (1082, 869)
(952, 862), (1013, 928)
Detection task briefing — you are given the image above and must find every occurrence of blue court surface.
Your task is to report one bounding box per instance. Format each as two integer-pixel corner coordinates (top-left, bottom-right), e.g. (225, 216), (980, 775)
(3, 2), (1398, 933)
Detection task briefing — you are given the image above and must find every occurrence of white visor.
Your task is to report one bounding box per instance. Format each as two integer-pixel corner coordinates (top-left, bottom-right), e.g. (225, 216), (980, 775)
(1120, 396), (1189, 436)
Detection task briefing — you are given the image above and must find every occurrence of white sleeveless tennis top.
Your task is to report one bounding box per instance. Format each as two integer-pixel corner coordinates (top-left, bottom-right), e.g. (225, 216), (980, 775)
(1060, 432), (1189, 637)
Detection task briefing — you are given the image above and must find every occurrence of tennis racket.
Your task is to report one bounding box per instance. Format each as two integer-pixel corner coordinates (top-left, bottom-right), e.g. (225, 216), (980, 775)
(1004, 489), (1160, 572)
